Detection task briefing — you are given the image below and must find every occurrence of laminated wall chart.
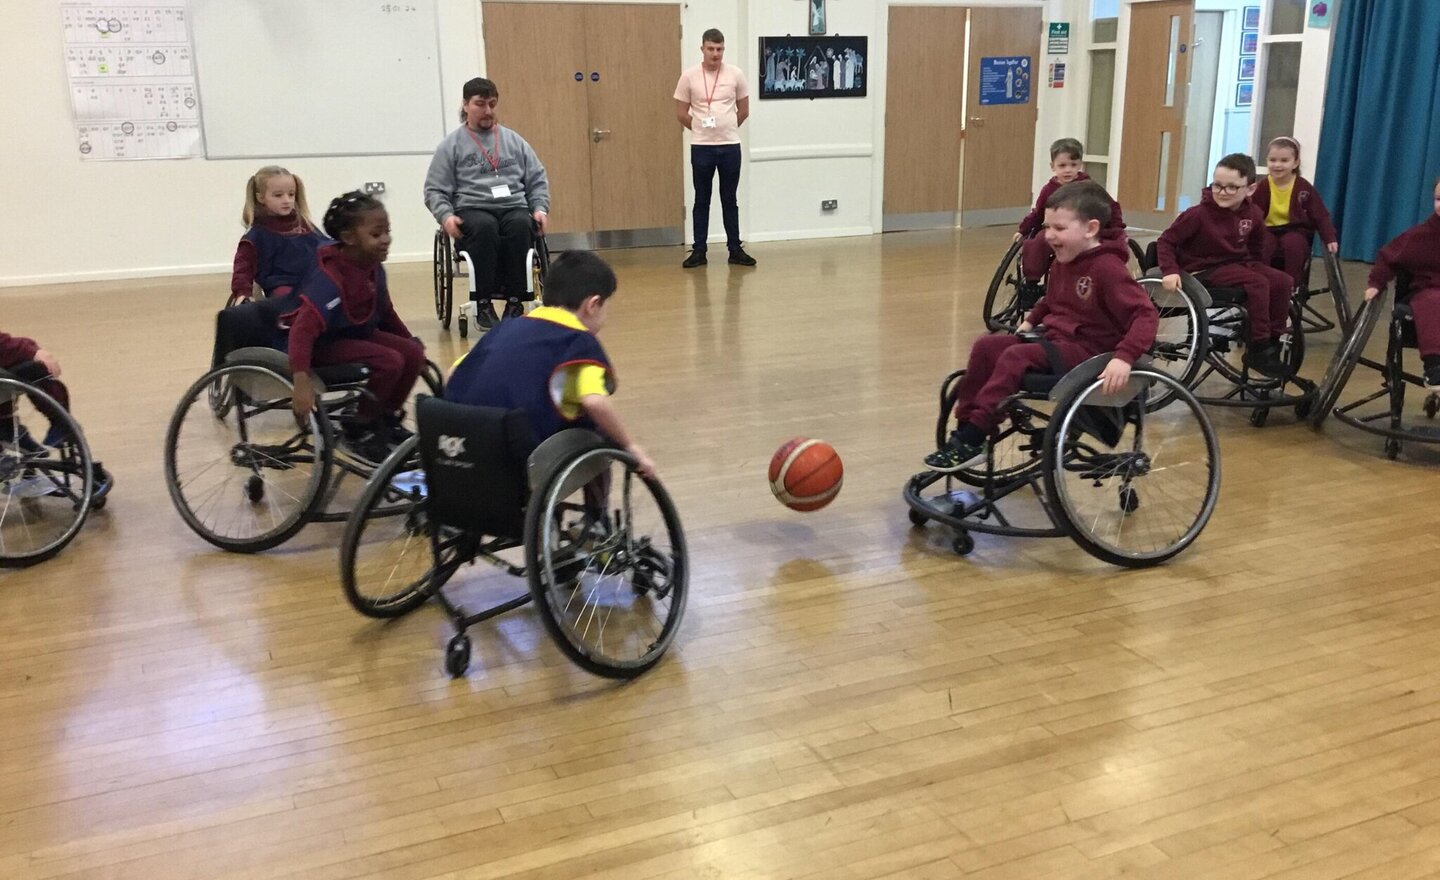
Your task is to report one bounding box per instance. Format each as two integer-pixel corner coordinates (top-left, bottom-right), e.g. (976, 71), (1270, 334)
(62, 2), (202, 160)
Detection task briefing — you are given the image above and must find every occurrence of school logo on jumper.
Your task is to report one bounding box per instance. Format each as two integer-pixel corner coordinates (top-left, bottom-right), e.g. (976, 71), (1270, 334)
(1298, 191), (1310, 204)
(1238, 219), (1253, 236)
(437, 435), (466, 458)
(1075, 276), (1093, 300)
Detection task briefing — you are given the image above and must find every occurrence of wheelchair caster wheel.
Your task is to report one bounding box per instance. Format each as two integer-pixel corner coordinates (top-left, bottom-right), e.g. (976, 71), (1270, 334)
(1385, 438), (1401, 461)
(91, 495), (107, 512)
(1119, 487), (1140, 514)
(245, 474), (264, 504)
(951, 532), (975, 556)
(458, 315), (468, 339)
(444, 634), (471, 678)
(1425, 396), (1439, 420)
(908, 508), (928, 527)
(1249, 407), (1270, 428)
(1294, 399), (1312, 420)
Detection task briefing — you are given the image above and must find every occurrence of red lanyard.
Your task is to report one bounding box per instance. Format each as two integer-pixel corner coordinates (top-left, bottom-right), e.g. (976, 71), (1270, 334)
(702, 65), (720, 109)
(465, 126), (501, 172)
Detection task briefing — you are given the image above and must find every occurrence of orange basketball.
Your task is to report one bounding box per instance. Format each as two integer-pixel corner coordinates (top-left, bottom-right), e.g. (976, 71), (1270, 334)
(768, 438), (844, 512)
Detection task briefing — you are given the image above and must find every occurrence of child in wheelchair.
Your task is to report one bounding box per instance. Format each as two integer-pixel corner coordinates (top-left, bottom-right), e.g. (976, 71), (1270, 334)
(229, 166), (329, 305)
(1014, 138), (1127, 303)
(926, 181), (1158, 472)
(444, 249), (656, 479)
(1157, 153), (1294, 378)
(0, 330), (113, 496)
(284, 191), (425, 463)
(1253, 137), (1339, 289)
(1363, 176), (1440, 389)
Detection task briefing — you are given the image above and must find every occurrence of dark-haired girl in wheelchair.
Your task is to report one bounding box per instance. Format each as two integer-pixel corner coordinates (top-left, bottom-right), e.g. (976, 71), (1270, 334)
(908, 182), (1220, 567)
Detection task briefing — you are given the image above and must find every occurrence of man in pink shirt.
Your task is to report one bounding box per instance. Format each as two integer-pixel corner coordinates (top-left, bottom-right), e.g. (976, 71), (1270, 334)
(673, 28), (755, 268)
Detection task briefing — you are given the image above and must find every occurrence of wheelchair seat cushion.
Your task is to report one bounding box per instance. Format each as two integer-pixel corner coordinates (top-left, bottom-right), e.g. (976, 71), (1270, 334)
(1019, 372), (1061, 394)
(416, 396), (532, 539)
(1204, 285), (1247, 305)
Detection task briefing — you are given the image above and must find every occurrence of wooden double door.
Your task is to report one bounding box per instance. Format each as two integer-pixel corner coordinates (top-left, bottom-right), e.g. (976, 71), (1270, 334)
(482, 2), (682, 240)
(883, 6), (1042, 229)
(1118, 0), (1193, 229)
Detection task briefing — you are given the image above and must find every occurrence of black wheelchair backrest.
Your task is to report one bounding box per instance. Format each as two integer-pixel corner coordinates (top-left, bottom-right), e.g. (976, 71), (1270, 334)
(213, 298), (290, 367)
(416, 396), (532, 539)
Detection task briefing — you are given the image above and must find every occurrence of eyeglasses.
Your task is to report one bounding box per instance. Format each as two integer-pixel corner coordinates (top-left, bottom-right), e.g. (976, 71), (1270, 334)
(1209, 182), (1247, 195)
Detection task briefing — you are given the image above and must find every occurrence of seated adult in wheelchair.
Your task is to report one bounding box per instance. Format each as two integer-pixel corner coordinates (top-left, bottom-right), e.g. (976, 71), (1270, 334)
(424, 76), (551, 331)
(928, 182), (1159, 472)
(1, 332), (111, 566)
(1155, 153), (1295, 379)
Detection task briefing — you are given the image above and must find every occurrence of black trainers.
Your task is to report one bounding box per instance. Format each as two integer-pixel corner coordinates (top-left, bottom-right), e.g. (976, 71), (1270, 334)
(1242, 340), (1290, 379)
(728, 247), (757, 266)
(0, 424), (46, 456)
(1425, 364), (1440, 392)
(682, 250), (707, 269)
(342, 427), (393, 466)
(502, 299), (526, 320)
(924, 435), (988, 473)
(91, 462), (113, 500)
(473, 300), (499, 331)
(381, 412), (414, 445)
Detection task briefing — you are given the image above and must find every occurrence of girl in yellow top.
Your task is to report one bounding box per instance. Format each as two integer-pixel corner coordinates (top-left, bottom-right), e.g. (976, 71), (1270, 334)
(1251, 137), (1340, 289)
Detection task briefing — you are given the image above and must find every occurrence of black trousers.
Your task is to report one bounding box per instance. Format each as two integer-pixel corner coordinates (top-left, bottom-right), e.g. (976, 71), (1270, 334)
(690, 144), (742, 252)
(455, 206), (533, 302)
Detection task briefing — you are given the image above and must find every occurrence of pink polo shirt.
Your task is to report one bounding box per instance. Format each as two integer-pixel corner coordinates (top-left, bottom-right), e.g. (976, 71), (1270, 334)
(674, 62), (749, 145)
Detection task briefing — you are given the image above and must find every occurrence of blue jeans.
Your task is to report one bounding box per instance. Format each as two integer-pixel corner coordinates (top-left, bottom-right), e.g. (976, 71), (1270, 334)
(690, 144), (742, 253)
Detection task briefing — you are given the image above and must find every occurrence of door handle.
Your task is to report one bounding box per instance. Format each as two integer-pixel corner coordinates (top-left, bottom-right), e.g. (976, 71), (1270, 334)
(591, 129), (612, 142)
(967, 116), (985, 126)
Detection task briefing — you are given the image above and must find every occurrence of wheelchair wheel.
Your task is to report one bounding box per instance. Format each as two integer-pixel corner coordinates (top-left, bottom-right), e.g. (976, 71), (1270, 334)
(1042, 369), (1220, 568)
(982, 238), (1030, 332)
(1137, 276), (1208, 410)
(433, 230), (454, 330)
(0, 379), (94, 567)
(164, 364), (331, 552)
(524, 446), (688, 678)
(340, 436), (461, 618)
(528, 234), (550, 300)
(1311, 295), (1384, 428)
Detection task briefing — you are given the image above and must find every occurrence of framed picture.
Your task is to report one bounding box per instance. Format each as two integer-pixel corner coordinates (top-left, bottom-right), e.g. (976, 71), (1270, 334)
(1240, 31), (1259, 55)
(759, 35), (868, 99)
(1236, 81), (1254, 107)
(1238, 56), (1256, 81)
(1242, 5), (1261, 29)
(808, 0), (826, 36)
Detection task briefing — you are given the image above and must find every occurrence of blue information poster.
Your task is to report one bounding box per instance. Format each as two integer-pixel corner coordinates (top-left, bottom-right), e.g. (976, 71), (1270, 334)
(979, 56), (1031, 105)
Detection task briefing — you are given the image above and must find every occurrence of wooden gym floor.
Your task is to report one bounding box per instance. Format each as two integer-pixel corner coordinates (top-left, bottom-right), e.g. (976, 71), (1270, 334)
(4, 227), (1440, 879)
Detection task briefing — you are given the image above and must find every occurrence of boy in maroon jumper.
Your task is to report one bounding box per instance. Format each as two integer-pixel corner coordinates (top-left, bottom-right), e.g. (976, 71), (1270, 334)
(0, 331), (113, 497)
(926, 181), (1158, 472)
(1156, 153), (1293, 378)
(1016, 138), (1127, 291)
(1363, 176), (1440, 389)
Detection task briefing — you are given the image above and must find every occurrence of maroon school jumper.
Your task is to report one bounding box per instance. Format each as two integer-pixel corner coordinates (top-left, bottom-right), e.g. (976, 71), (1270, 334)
(1156, 188), (1293, 342)
(0, 330), (71, 431)
(230, 214), (322, 300)
(286, 247), (423, 421)
(954, 238), (1159, 432)
(1018, 172), (1128, 280)
(1368, 214), (1440, 357)
(1252, 174), (1338, 287)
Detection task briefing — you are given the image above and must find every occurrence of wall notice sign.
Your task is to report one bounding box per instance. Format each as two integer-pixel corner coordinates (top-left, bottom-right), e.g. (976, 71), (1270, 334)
(1049, 62), (1066, 88)
(1047, 22), (1070, 54)
(979, 56), (1031, 105)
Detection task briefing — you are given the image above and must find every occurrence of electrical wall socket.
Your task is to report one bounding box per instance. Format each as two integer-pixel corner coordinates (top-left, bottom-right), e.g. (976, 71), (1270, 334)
(363, 181), (386, 195)
(821, 199), (838, 211)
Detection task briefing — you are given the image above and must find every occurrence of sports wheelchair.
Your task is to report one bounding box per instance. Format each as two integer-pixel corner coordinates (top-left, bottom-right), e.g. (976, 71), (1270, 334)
(433, 220), (549, 339)
(0, 367), (108, 566)
(982, 231), (1149, 332)
(1311, 274), (1440, 460)
(163, 299), (443, 553)
(1287, 246), (1353, 335)
(1135, 243), (1324, 427)
(339, 397), (687, 679)
(903, 352), (1220, 567)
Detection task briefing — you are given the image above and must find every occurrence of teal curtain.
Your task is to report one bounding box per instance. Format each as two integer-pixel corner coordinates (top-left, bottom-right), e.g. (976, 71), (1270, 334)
(1314, 0), (1440, 260)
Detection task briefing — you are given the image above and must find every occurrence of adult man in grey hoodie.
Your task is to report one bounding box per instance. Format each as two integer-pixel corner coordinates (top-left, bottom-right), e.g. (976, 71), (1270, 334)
(425, 77), (550, 328)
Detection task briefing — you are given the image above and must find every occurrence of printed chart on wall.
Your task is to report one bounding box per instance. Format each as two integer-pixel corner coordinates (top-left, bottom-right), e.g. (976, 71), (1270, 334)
(62, 2), (202, 160)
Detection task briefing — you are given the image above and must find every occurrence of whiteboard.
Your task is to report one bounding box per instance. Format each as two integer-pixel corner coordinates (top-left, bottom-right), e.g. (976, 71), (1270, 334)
(191, 0), (446, 158)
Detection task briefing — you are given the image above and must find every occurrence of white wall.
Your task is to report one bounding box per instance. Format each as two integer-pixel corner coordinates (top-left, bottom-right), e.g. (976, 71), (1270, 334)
(0, 0), (484, 287)
(0, 0), (1099, 286)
